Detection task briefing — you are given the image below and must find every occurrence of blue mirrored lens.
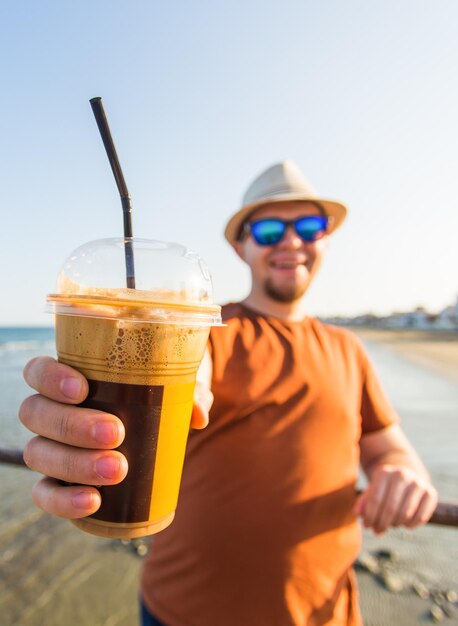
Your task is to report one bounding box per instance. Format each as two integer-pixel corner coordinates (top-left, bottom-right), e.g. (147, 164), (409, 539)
(295, 216), (327, 241)
(250, 219), (285, 245)
(249, 216), (328, 245)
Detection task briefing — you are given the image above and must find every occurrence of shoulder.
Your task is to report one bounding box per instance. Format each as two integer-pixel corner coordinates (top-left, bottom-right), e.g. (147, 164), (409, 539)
(209, 302), (279, 358)
(212, 302), (262, 331)
(309, 318), (360, 344)
(220, 302), (247, 324)
(309, 318), (369, 361)
(209, 303), (248, 333)
(209, 303), (247, 346)
(208, 303), (258, 373)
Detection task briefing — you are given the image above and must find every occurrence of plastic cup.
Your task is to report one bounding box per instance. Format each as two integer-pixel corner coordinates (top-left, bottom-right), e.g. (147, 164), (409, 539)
(47, 238), (221, 538)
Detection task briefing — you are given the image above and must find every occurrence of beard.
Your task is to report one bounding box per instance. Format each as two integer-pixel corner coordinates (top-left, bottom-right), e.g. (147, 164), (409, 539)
(264, 278), (308, 303)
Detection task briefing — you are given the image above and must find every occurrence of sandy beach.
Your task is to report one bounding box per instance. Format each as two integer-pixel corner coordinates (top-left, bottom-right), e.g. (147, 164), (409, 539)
(352, 328), (458, 385)
(0, 328), (457, 625)
(350, 329), (458, 625)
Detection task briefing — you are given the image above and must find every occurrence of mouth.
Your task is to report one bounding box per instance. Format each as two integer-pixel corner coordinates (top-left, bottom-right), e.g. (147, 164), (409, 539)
(269, 257), (307, 270)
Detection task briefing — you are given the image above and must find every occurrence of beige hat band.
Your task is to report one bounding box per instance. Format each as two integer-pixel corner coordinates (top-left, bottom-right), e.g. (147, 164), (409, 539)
(247, 194), (325, 212)
(250, 183), (312, 199)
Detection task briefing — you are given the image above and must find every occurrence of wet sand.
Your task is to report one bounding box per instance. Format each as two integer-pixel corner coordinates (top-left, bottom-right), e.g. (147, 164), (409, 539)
(0, 468), (143, 626)
(0, 328), (457, 625)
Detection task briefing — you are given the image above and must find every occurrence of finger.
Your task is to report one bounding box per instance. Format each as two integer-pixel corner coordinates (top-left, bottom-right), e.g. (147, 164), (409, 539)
(19, 395), (125, 449)
(190, 384), (213, 430)
(353, 492), (367, 517)
(391, 485), (423, 527)
(406, 490), (439, 528)
(23, 356), (88, 404)
(360, 476), (389, 531)
(190, 403), (209, 430)
(372, 481), (407, 533)
(24, 437), (128, 485)
(32, 477), (102, 519)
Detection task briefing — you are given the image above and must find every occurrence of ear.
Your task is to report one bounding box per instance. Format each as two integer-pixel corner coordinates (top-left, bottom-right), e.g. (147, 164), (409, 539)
(319, 234), (330, 250)
(232, 241), (247, 262)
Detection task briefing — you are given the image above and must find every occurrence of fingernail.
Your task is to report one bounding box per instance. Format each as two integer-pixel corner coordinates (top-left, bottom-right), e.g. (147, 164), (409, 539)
(95, 456), (121, 479)
(60, 377), (83, 400)
(92, 422), (120, 446)
(72, 491), (95, 510)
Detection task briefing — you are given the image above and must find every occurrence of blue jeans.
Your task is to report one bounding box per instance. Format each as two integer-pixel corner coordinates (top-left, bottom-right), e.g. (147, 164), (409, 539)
(140, 600), (167, 626)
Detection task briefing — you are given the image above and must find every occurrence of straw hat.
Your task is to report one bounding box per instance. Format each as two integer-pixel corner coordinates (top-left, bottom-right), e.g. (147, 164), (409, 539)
(224, 160), (348, 245)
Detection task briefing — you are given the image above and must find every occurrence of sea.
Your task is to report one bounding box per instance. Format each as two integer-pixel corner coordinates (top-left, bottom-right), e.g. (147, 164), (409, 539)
(0, 327), (56, 448)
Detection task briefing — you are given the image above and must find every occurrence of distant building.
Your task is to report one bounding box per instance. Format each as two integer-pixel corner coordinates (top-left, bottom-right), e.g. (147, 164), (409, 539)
(436, 295), (458, 330)
(323, 296), (458, 330)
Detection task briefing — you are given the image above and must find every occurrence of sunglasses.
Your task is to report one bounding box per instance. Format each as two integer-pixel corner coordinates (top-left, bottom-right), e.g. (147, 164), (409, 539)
(243, 215), (329, 246)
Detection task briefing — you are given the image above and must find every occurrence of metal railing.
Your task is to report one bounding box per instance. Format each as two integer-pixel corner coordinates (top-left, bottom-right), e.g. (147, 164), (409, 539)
(1, 446), (457, 527)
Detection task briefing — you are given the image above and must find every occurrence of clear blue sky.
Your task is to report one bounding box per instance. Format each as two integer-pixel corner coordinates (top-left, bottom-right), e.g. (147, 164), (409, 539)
(1, 0), (457, 325)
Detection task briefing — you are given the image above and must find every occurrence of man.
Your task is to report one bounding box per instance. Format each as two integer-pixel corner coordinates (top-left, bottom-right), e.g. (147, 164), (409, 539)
(20, 161), (437, 626)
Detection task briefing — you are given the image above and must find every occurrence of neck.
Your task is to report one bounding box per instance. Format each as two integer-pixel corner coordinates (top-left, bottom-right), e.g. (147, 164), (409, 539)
(242, 292), (308, 322)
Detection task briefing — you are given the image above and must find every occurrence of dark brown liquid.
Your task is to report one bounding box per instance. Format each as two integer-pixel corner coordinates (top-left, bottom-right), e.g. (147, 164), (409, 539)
(81, 379), (164, 524)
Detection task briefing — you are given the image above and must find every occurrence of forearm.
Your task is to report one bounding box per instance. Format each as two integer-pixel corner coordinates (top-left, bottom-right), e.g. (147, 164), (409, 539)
(361, 443), (431, 483)
(360, 424), (432, 483)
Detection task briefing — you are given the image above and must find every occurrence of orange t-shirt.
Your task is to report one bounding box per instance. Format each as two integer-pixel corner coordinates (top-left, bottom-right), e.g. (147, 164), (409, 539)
(141, 303), (398, 626)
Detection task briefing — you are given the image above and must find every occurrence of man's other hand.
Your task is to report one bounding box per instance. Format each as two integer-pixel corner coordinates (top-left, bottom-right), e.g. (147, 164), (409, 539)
(354, 464), (438, 534)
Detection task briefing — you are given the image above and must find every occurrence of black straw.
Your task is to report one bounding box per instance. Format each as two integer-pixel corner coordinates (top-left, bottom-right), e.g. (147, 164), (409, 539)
(89, 97), (136, 289)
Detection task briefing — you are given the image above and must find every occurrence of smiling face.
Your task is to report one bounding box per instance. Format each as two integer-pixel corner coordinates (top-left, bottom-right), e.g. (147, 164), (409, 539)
(233, 201), (329, 308)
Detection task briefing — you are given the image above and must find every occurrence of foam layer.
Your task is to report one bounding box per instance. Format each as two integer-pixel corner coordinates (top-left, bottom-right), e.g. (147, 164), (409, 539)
(56, 314), (209, 385)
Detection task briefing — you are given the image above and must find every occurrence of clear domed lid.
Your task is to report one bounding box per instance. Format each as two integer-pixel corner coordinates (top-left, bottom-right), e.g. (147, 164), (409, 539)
(47, 238), (221, 325)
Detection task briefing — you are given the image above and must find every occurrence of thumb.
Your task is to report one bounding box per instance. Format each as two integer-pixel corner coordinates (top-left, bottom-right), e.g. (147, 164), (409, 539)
(353, 490), (367, 517)
(190, 382), (213, 430)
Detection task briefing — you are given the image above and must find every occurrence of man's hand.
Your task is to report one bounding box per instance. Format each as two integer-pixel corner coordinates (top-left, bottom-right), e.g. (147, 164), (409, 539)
(20, 355), (212, 520)
(357, 424), (438, 535)
(20, 356), (127, 519)
(354, 464), (438, 535)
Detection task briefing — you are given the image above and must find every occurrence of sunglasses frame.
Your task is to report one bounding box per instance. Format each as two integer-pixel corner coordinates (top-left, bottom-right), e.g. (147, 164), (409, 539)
(242, 215), (331, 246)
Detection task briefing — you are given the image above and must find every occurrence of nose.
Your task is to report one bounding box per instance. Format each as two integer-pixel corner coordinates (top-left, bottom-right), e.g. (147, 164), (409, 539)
(278, 224), (303, 248)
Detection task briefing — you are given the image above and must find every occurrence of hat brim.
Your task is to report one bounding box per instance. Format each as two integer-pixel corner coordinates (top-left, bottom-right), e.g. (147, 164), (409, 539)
(224, 194), (348, 245)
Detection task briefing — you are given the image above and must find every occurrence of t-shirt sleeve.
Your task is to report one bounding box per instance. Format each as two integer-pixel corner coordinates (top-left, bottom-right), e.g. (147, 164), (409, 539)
(359, 347), (399, 434)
